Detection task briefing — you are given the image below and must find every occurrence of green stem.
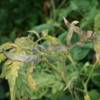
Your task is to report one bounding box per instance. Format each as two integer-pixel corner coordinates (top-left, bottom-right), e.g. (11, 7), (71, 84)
(85, 63), (96, 86)
(67, 53), (77, 69)
(50, 0), (56, 19)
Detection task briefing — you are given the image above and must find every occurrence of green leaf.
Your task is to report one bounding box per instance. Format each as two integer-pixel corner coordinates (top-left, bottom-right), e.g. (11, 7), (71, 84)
(92, 68), (100, 87)
(70, 45), (90, 61)
(31, 24), (55, 33)
(58, 31), (68, 44)
(56, 94), (73, 100)
(89, 90), (100, 100)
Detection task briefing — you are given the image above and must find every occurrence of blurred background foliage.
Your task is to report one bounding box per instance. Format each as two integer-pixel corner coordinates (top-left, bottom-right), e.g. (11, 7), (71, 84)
(0, 0), (43, 43)
(0, 0), (100, 100)
(0, 0), (100, 44)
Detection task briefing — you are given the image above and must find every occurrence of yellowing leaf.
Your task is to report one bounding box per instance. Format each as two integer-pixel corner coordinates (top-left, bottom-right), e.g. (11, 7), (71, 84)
(94, 40), (100, 63)
(4, 61), (23, 100)
(0, 53), (6, 62)
(84, 94), (91, 100)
